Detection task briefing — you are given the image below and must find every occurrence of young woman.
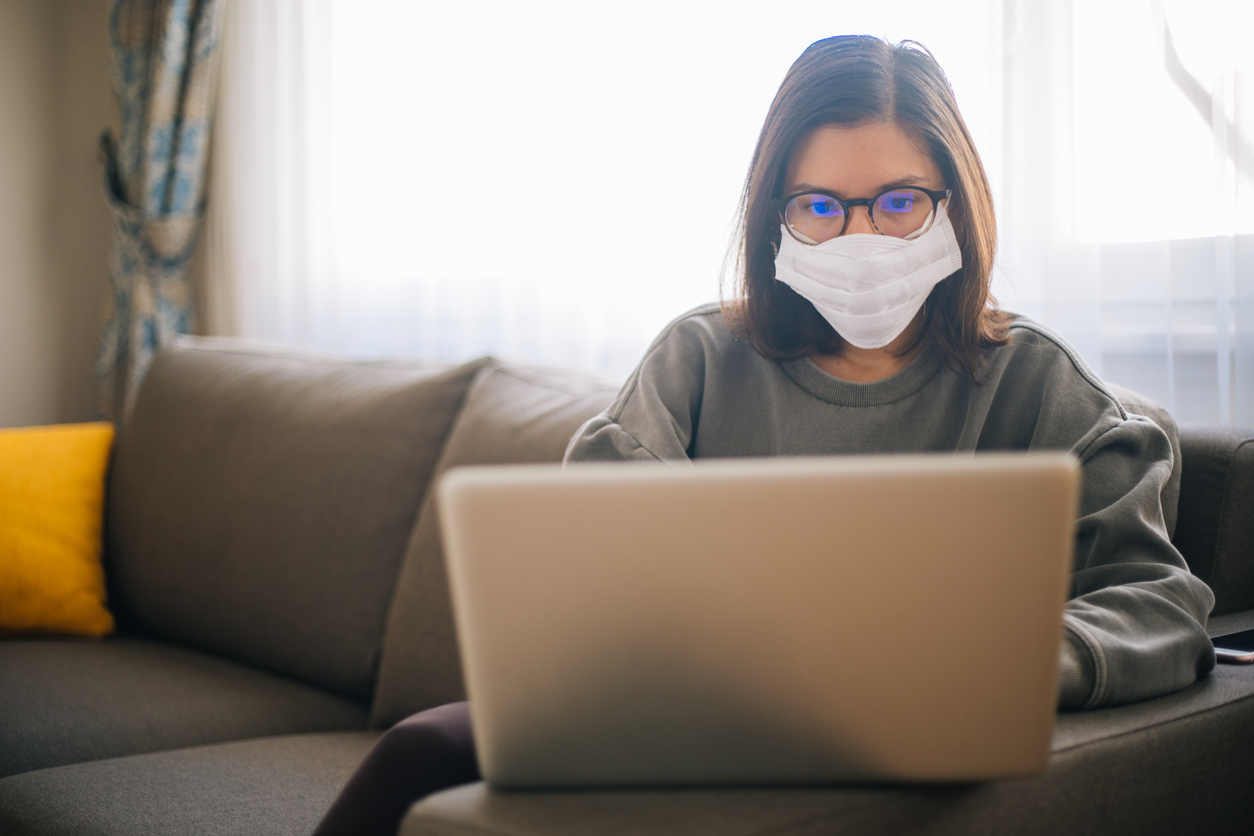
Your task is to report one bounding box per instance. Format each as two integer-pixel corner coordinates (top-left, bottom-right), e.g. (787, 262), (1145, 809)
(314, 35), (1214, 836)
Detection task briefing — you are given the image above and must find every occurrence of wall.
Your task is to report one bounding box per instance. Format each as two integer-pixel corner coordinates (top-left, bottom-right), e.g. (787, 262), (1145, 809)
(0, 0), (114, 428)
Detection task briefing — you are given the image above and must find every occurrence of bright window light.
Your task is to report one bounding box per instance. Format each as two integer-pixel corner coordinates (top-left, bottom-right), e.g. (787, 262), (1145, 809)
(314, 0), (995, 371)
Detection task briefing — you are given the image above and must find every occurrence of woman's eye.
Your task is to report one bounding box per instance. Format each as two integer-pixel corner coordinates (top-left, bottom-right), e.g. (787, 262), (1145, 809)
(807, 198), (842, 218)
(877, 191), (916, 214)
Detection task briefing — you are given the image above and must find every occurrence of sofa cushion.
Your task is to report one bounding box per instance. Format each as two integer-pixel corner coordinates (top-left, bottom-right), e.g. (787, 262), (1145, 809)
(0, 731), (378, 836)
(1174, 424), (1254, 616)
(401, 658), (1254, 835)
(0, 422), (115, 637)
(370, 363), (619, 727)
(107, 338), (488, 699)
(0, 637), (368, 778)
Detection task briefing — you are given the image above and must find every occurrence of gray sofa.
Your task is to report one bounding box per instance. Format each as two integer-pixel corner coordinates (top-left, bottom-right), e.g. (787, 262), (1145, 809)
(0, 337), (1251, 836)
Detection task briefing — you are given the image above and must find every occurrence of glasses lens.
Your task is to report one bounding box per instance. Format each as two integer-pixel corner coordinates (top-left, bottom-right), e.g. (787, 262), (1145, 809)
(871, 189), (936, 238)
(784, 194), (845, 244)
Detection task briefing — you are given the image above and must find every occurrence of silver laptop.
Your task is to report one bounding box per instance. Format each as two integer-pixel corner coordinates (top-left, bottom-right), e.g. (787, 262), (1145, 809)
(437, 453), (1079, 788)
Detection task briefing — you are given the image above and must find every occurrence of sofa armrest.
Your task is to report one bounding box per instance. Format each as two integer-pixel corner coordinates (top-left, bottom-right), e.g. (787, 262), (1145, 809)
(400, 654), (1254, 835)
(1173, 424), (1254, 617)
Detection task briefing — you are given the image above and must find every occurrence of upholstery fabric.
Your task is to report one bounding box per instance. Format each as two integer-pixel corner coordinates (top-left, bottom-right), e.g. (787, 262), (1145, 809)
(1174, 424), (1254, 616)
(0, 731), (379, 836)
(370, 363), (619, 727)
(106, 340), (487, 699)
(0, 637), (368, 778)
(0, 423), (115, 636)
(1105, 382), (1181, 537)
(401, 663), (1254, 836)
(1206, 609), (1254, 638)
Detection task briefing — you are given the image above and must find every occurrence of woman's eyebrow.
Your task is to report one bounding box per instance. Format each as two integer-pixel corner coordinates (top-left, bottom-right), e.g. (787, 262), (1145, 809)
(788, 175), (933, 197)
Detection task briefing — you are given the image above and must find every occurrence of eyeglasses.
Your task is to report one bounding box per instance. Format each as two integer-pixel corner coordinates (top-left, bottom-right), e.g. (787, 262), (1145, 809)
(772, 187), (951, 245)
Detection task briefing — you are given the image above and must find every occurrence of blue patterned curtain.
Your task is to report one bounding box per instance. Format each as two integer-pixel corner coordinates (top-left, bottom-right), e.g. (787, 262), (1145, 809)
(96, 0), (224, 422)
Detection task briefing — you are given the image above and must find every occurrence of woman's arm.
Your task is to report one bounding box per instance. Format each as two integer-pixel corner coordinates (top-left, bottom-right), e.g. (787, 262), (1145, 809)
(564, 415), (671, 462)
(1000, 323), (1217, 708)
(1060, 413), (1216, 708)
(568, 312), (1218, 708)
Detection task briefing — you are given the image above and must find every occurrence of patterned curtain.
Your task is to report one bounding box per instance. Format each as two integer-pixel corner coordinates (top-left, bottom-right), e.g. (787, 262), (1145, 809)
(96, 0), (224, 422)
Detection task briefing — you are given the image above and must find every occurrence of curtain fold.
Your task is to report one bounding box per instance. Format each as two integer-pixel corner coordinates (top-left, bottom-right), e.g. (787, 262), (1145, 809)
(96, 0), (224, 422)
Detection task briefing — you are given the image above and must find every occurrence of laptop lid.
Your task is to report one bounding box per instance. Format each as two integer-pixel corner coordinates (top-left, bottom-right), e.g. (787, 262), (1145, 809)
(438, 453), (1078, 788)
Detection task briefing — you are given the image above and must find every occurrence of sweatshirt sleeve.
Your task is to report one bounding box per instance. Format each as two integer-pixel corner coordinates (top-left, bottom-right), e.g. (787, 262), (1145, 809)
(1058, 413), (1216, 708)
(565, 311), (712, 465)
(563, 415), (668, 463)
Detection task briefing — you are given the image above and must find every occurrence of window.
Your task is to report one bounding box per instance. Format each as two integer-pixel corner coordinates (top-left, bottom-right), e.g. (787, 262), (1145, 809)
(207, 0), (1253, 423)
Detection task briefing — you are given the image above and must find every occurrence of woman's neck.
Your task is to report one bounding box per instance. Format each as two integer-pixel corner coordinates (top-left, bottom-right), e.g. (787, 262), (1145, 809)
(810, 308), (928, 383)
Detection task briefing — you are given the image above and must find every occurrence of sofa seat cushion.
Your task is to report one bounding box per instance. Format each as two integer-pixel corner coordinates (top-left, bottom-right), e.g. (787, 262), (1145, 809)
(0, 731), (378, 836)
(401, 657), (1254, 836)
(0, 637), (368, 778)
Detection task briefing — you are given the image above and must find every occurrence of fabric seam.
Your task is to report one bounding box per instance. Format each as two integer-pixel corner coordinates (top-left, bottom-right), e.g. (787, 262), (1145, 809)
(750, 795), (901, 836)
(178, 339), (489, 372)
(1008, 321), (1128, 421)
(494, 365), (619, 398)
(779, 349), (946, 408)
(1073, 419), (1138, 465)
(591, 419), (665, 463)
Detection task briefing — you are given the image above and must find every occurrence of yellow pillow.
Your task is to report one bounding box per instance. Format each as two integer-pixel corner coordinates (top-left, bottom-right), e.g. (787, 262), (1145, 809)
(0, 422), (116, 636)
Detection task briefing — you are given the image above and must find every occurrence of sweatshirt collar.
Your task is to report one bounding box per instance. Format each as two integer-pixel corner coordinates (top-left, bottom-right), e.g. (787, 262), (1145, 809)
(780, 340), (946, 407)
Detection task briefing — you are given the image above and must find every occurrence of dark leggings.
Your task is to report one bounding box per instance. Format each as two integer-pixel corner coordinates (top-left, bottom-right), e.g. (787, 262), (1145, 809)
(312, 701), (479, 836)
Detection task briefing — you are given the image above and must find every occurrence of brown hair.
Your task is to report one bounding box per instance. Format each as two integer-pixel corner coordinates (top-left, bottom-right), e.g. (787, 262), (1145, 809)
(723, 35), (1011, 378)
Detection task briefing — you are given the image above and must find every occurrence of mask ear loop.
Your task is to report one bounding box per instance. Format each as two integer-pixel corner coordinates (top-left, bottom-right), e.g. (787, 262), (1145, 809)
(789, 225), (820, 246)
(902, 192), (951, 242)
(902, 208), (936, 242)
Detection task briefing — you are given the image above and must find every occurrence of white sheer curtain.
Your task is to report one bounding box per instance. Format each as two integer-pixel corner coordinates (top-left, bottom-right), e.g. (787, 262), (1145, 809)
(204, 0), (1001, 376)
(994, 0), (1253, 425)
(205, 0), (1253, 425)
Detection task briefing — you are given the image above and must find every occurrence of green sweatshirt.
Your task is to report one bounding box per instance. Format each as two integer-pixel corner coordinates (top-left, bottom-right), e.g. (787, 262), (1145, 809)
(564, 304), (1215, 709)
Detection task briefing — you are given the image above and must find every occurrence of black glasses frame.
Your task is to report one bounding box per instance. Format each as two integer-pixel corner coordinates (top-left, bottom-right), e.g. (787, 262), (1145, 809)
(771, 187), (951, 242)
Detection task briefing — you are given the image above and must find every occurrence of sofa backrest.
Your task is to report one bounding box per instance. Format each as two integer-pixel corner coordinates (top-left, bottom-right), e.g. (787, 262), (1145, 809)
(1174, 424), (1254, 617)
(106, 338), (487, 700)
(370, 361), (619, 727)
(1103, 383), (1254, 618)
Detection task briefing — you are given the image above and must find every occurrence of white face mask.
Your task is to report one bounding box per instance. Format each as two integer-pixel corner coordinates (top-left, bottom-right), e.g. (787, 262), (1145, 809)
(772, 202), (963, 350)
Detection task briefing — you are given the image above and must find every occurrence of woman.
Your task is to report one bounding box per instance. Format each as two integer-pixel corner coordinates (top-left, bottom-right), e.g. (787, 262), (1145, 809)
(314, 35), (1214, 836)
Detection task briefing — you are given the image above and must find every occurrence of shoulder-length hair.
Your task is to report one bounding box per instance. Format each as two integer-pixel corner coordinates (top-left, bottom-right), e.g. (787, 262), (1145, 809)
(723, 35), (1011, 378)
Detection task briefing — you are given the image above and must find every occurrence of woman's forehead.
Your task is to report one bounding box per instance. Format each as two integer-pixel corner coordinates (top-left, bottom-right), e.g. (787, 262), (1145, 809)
(783, 122), (943, 197)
